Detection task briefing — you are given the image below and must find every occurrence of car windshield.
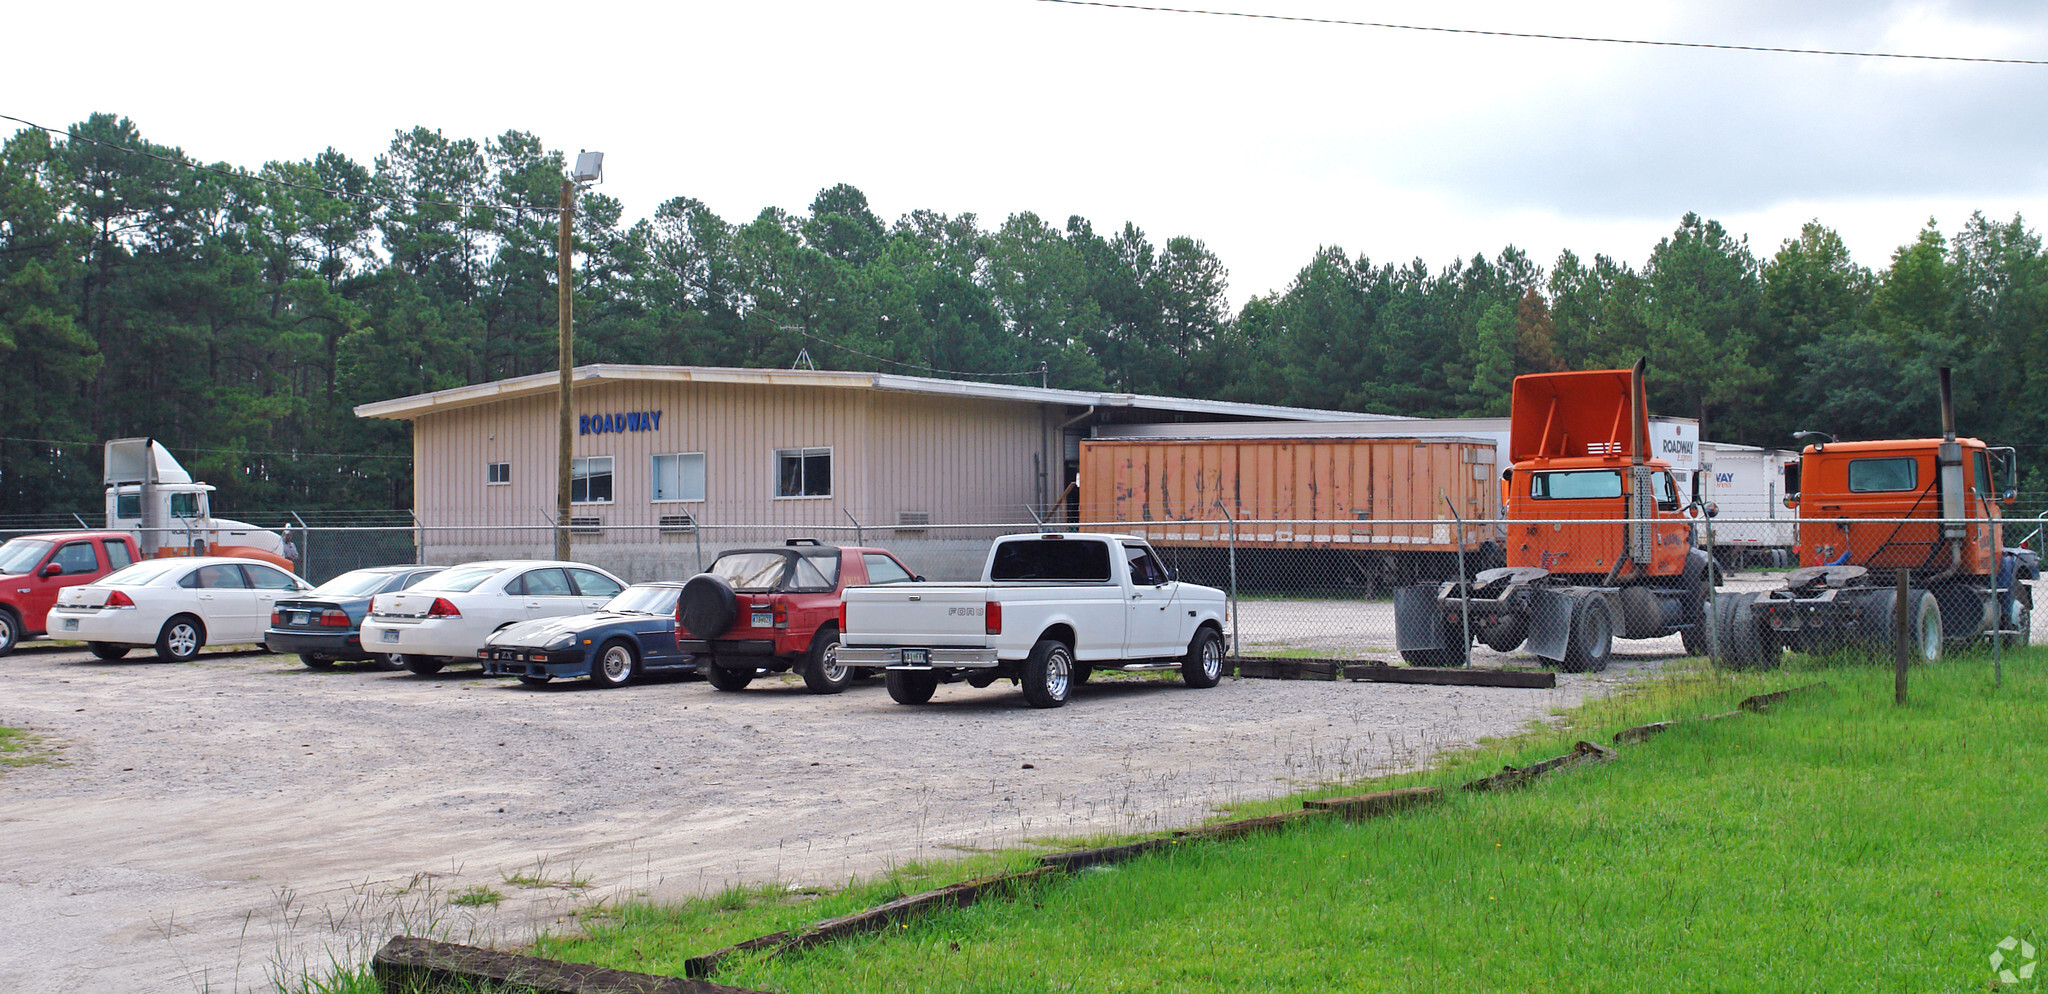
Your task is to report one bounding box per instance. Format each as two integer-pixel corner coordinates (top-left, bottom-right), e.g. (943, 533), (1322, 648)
(0, 539), (52, 575)
(412, 566), (504, 593)
(309, 569), (400, 598)
(709, 553), (791, 591)
(100, 559), (185, 586)
(605, 585), (682, 615)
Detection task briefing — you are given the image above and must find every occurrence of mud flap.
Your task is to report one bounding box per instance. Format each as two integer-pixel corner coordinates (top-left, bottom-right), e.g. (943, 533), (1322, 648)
(1395, 584), (1448, 652)
(1527, 587), (1576, 662)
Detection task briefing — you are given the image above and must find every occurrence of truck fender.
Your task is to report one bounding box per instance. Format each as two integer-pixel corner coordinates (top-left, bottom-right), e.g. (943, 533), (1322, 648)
(1394, 584), (1449, 652)
(1526, 587), (1577, 662)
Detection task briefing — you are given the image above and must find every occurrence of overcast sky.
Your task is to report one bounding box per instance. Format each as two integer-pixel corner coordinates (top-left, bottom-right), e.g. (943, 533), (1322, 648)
(10, 0), (2048, 305)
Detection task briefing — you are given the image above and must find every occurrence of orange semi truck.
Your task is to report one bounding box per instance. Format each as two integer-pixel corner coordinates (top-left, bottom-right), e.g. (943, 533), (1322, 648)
(1716, 368), (2031, 667)
(1394, 362), (1716, 671)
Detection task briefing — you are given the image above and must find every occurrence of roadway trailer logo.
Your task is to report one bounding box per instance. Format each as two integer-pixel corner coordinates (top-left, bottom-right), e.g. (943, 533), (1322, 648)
(1992, 936), (2036, 983)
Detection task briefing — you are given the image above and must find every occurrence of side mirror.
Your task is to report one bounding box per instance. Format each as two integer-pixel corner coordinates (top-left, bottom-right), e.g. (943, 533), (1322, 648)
(1167, 568), (1180, 583)
(2004, 489), (2018, 502)
(41, 563), (63, 577)
(1706, 502), (1720, 518)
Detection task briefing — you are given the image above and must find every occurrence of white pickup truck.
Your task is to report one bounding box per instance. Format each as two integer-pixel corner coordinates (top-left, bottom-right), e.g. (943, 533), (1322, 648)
(837, 532), (1229, 708)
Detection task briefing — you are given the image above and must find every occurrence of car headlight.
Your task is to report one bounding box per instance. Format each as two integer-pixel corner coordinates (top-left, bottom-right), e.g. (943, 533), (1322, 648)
(545, 633), (578, 650)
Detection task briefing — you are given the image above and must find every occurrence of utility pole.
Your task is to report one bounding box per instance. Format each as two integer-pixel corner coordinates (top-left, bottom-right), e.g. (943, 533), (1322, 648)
(555, 152), (604, 561)
(555, 177), (574, 560)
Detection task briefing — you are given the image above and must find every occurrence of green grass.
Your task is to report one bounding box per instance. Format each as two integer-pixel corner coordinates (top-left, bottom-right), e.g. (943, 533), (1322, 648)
(449, 886), (505, 908)
(0, 725), (55, 768)
(527, 652), (2048, 993)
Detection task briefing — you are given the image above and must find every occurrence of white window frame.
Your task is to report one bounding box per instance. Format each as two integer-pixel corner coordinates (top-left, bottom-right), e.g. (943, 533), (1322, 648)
(572, 456), (614, 505)
(486, 462), (511, 486)
(651, 452), (707, 503)
(774, 446), (833, 500)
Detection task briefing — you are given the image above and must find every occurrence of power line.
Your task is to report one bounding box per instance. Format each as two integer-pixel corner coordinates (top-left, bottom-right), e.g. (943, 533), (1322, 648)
(781, 326), (1048, 381)
(0, 435), (411, 460)
(1033, 0), (2048, 66)
(0, 112), (569, 219)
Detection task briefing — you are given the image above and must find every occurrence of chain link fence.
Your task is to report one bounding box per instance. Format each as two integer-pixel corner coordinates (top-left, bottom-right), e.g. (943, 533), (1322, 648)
(6, 511), (2039, 670)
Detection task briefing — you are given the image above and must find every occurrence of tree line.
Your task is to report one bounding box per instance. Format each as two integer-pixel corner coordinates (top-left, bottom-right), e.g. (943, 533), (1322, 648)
(4, 114), (2045, 517)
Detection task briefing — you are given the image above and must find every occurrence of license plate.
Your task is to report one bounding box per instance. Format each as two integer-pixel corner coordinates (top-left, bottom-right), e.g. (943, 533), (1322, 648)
(291, 611), (309, 625)
(751, 612), (773, 628)
(61, 618), (77, 631)
(902, 648), (929, 665)
(381, 629), (400, 643)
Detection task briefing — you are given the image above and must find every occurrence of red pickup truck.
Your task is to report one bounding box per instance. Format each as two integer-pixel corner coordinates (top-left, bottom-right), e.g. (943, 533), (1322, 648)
(678, 539), (922, 694)
(0, 531), (143, 655)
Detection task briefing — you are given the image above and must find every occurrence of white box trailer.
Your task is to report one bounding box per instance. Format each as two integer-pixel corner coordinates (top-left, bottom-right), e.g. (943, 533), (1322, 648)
(1695, 442), (1798, 566)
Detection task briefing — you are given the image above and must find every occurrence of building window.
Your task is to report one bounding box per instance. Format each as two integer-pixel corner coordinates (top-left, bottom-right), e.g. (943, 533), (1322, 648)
(776, 447), (831, 498)
(487, 462), (511, 485)
(652, 452), (706, 502)
(572, 456), (613, 503)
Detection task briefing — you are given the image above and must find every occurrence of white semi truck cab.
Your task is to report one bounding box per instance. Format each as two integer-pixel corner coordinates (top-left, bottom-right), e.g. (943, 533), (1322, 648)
(103, 438), (292, 569)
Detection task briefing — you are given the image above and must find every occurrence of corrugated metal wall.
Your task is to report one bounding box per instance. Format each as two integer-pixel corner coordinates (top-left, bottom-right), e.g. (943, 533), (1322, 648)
(412, 381), (1051, 531)
(1076, 438), (1499, 551)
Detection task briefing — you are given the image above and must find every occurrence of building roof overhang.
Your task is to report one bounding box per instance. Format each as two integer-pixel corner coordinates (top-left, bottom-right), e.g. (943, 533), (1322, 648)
(352, 364), (1399, 424)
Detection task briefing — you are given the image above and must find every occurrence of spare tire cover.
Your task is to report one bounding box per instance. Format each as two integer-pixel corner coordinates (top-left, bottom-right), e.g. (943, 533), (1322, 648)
(679, 573), (738, 639)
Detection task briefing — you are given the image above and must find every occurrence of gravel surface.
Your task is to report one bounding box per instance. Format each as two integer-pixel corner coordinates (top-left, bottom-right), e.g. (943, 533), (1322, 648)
(0, 635), (1677, 993)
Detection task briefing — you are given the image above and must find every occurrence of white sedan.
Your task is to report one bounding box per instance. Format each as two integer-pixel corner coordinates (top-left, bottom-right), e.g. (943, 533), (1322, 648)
(360, 560), (627, 675)
(48, 556), (313, 662)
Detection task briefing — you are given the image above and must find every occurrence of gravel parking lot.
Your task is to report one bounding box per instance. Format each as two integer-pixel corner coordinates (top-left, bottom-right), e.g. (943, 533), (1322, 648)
(0, 635), (1678, 993)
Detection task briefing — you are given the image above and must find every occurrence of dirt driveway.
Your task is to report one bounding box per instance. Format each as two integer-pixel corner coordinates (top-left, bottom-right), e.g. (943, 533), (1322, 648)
(0, 640), (1674, 993)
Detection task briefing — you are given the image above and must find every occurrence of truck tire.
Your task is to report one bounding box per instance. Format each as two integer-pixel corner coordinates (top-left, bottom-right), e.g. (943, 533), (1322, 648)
(590, 640), (638, 688)
(402, 654), (443, 675)
(1020, 639), (1074, 708)
(1559, 597), (1613, 673)
(87, 642), (130, 660)
(1400, 610), (1467, 668)
(2006, 592), (2032, 648)
(155, 615), (204, 662)
(1711, 592), (1778, 670)
(885, 668), (939, 704)
(678, 574), (738, 639)
(704, 662), (754, 691)
(1181, 627), (1224, 689)
(799, 627), (851, 694)
(0, 608), (18, 656)
(1907, 590), (1943, 663)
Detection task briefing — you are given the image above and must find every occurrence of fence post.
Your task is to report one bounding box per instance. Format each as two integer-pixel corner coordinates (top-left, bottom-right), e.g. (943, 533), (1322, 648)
(1702, 508), (1720, 668)
(1983, 493), (2002, 689)
(1894, 567), (1911, 706)
(845, 510), (864, 547)
(1444, 496), (1470, 667)
(693, 515), (705, 574)
(1215, 499), (1239, 660)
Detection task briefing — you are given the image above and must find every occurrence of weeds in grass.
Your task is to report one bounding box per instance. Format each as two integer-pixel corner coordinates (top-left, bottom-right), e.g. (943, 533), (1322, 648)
(450, 886), (504, 908)
(500, 856), (591, 891)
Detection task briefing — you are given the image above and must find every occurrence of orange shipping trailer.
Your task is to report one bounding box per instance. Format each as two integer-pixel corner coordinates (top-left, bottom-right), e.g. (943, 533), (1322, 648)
(1077, 437), (1501, 553)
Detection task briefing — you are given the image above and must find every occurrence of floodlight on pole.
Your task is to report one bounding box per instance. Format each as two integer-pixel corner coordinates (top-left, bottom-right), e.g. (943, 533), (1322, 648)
(556, 150), (604, 560)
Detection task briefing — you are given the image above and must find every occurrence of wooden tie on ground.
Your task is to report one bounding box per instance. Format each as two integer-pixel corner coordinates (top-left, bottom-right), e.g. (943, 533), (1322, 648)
(689, 787), (1441, 978)
(373, 935), (764, 994)
(1233, 656), (1557, 689)
(1613, 682), (1832, 745)
(1462, 740), (1618, 793)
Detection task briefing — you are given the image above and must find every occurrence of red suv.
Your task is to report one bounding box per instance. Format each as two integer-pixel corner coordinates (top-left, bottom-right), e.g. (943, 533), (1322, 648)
(679, 540), (920, 694)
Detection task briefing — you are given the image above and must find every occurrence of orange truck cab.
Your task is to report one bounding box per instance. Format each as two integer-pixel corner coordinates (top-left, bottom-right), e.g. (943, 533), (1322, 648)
(1395, 363), (1716, 672)
(1723, 368), (2032, 668)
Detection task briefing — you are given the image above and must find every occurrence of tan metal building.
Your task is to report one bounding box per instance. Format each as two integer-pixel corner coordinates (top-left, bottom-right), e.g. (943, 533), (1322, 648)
(354, 364), (1386, 579)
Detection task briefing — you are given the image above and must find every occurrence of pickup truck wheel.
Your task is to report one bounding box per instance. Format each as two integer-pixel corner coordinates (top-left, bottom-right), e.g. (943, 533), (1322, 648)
(155, 615), (204, 662)
(800, 628), (851, 694)
(87, 642), (130, 660)
(1181, 628), (1224, 688)
(885, 668), (938, 704)
(704, 662), (754, 691)
(1020, 639), (1073, 708)
(0, 608), (18, 655)
(1559, 598), (1613, 673)
(591, 640), (638, 688)
(402, 655), (444, 676)
(299, 653), (335, 670)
